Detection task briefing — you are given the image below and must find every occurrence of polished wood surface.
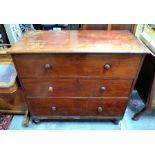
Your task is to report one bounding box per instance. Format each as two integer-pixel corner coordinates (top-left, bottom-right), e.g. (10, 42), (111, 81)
(28, 98), (128, 117)
(9, 30), (149, 54)
(22, 78), (133, 98)
(10, 30), (146, 124)
(12, 53), (143, 121)
(13, 54), (142, 78)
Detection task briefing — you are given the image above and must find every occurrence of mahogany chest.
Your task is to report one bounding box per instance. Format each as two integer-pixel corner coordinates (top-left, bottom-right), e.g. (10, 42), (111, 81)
(9, 30), (148, 125)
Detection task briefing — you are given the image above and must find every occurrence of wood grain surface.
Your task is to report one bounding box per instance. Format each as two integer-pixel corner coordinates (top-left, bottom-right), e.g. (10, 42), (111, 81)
(28, 98), (128, 117)
(22, 78), (133, 98)
(13, 54), (142, 78)
(9, 30), (149, 54)
(10, 30), (146, 122)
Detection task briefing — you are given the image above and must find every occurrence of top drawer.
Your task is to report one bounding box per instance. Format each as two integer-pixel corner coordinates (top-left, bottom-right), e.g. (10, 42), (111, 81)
(13, 54), (142, 78)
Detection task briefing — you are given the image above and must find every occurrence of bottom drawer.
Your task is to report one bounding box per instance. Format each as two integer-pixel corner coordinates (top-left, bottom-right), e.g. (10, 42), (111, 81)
(27, 98), (128, 118)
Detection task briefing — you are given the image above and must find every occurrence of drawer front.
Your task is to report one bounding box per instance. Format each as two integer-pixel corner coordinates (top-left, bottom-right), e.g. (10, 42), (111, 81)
(28, 98), (128, 117)
(13, 54), (142, 78)
(22, 79), (133, 97)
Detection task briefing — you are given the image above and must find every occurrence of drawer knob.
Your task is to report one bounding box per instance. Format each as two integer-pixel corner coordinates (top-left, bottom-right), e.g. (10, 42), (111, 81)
(97, 106), (103, 112)
(104, 64), (111, 70)
(49, 86), (53, 92)
(51, 106), (57, 112)
(44, 64), (52, 69)
(100, 86), (106, 91)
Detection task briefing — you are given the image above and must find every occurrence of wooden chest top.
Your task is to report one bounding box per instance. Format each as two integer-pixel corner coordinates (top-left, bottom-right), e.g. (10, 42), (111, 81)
(9, 30), (149, 54)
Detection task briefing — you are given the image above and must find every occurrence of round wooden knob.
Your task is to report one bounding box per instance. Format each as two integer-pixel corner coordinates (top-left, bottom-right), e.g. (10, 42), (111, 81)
(49, 86), (53, 92)
(51, 106), (57, 112)
(97, 106), (103, 112)
(100, 86), (106, 91)
(44, 64), (52, 69)
(104, 64), (111, 70)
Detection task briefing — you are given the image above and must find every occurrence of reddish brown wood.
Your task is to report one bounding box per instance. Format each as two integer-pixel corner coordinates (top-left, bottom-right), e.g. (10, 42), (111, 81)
(9, 31), (148, 54)
(22, 78), (133, 98)
(28, 98), (128, 117)
(13, 54), (142, 79)
(9, 31), (147, 124)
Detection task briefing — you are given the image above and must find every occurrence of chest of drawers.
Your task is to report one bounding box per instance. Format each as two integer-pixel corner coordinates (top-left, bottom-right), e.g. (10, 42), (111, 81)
(9, 30), (148, 125)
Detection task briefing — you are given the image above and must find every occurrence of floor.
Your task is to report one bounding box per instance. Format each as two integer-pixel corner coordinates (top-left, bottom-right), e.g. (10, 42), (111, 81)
(8, 90), (155, 130)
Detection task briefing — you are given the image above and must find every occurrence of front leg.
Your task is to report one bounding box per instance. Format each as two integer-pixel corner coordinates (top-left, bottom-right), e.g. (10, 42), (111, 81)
(112, 119), (121, 125)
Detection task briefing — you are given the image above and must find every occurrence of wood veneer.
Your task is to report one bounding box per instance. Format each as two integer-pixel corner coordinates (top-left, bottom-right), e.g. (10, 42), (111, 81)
(22, 79), (133, 98)
(9, 30), (148, 125)
(13, 54), (142, 78)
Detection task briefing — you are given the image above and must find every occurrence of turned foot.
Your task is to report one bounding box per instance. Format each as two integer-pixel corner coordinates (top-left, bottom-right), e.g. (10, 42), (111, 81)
(32, 119), (41, 124)
(112, 119), (120, 125)
(132, 116), (139, 121)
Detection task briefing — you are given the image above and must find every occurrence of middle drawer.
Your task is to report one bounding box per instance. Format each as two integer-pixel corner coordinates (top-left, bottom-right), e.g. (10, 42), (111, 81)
(22, 79), (133, 98)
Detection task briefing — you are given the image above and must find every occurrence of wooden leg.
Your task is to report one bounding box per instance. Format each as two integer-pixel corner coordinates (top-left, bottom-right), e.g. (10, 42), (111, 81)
(22, 109), (30, 127)
(112, 119), (121, 125)
(32, 118), (41, 124)
(132, 107), (149, 121)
